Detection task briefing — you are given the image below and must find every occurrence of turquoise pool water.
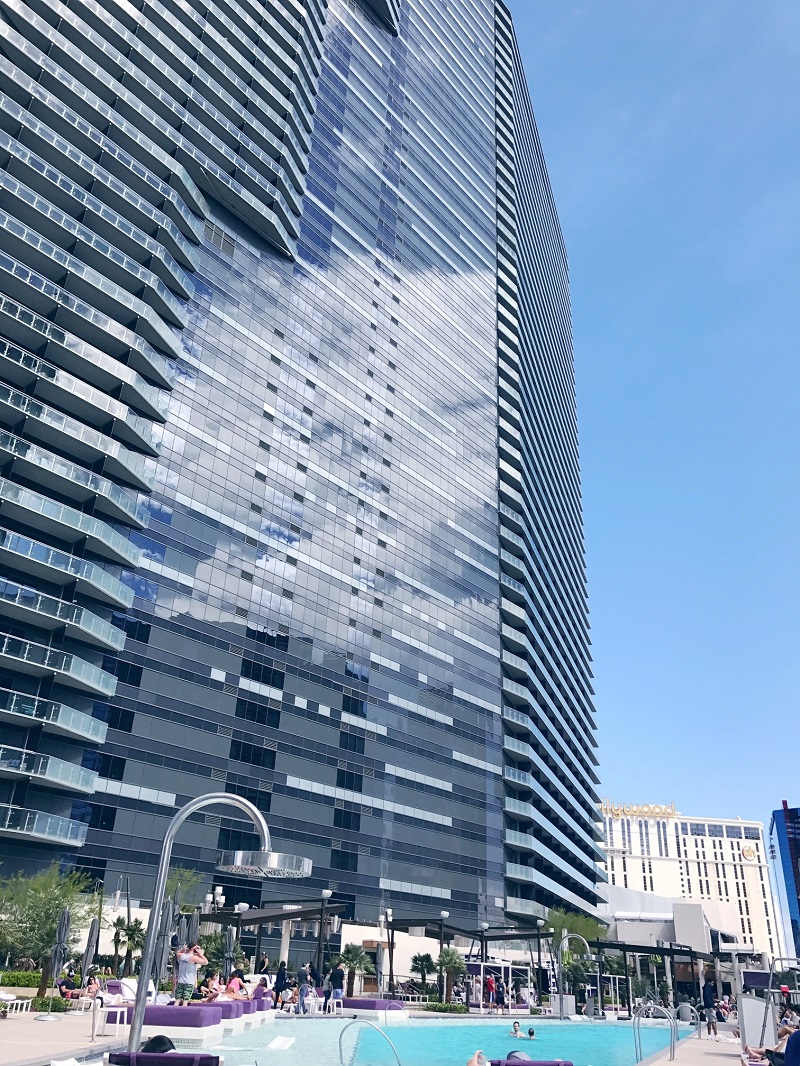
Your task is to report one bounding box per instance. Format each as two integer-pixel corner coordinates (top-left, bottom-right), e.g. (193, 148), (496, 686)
(353, 1019), (682, 1066)
(220, 1016), (685, 1066)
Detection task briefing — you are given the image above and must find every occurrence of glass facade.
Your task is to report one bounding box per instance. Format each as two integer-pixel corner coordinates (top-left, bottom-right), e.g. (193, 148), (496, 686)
(0, 0), (601, 926)
(772, 802), (800, 956)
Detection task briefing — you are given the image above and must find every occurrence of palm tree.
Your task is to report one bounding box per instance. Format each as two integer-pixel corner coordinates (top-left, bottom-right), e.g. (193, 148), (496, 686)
(437, 947), (466, 1004)
(410, 952), (435, 992)
(337, 943), (375, 998)
(122, 918), (146, 977)
(111, 916), (127, 976)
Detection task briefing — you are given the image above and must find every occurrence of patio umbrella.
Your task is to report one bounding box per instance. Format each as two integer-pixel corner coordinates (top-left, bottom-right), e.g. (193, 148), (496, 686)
(222, 924), (236, 982)
(80, 917), (100, 987)
(36, 907), (71, 1022)
(51, 906), (71, 984)
(151, 897), (174, 986)
(187, 910), (200, 946)
(177, 916), (188, 949)
(171, 883), (182, 927)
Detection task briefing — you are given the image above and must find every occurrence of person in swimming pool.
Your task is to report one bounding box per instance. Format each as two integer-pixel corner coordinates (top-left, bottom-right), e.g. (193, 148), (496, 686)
(510, 1020), (522, 1037)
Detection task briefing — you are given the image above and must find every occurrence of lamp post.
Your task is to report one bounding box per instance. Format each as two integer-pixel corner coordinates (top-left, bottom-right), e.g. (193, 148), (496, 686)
(386, 907), (395, 998)
(315, 889), (333, 977)
(438, 910), (449, 1001)
(128, 792), (311, 1051)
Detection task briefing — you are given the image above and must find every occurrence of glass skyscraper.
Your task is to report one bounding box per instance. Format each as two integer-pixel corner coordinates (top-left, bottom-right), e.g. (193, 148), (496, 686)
(0, 0), (602, 927)
(771, 801), (800, 956)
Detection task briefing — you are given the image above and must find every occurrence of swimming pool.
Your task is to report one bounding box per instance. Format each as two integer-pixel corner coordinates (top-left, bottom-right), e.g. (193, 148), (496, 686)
(219, 1016), (686, 1066)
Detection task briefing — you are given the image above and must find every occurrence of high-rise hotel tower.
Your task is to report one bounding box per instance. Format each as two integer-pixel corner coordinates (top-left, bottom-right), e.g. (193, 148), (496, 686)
(0, 0), (602, 925)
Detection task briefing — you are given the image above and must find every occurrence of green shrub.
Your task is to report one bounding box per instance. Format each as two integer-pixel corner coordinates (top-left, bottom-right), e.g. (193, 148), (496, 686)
(28, 996), (69, 1012)
(424, 1003), (469, 1014)
(0, 971), (43, 987)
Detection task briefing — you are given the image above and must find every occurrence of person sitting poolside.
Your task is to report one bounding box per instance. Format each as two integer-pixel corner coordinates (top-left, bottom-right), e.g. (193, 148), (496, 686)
(223, 969), (250, 1000)
(140, 1035), (176, 1053)
(745, 1026), (794, 1063)
(57, 977), (78, 999)
(198, 971), (222, 1002)
(253, 977), (273, 1004)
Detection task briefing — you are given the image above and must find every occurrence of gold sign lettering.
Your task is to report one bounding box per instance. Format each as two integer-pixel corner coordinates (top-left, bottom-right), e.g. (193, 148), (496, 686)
(600, 800), (676, 819)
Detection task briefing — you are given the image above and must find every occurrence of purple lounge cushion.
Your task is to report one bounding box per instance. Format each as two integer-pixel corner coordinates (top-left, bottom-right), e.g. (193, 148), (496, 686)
(124, 1004), (223, 1027)
(214, 999), (243, 1019)
(490, 1061), (574, 1066)
(241, 1000), (257, 1014)
(109, 1055), (220, 1066)
(342, 998), (405, 1010)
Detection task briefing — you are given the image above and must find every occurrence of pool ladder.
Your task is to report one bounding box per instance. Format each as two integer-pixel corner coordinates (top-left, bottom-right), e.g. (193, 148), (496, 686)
(338, 1018), (402, 1066)
(632, 1003), (678, 1062)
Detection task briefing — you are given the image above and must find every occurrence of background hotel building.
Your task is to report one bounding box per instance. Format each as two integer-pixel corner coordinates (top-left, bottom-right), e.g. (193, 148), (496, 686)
(0, 0), (602, 928)
(600, 802), (779, 956)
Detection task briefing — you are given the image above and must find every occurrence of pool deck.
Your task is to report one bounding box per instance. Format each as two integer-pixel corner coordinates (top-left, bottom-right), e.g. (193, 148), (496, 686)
(642, 1031), (742, 1066)
(0, 1010), (123, 1066)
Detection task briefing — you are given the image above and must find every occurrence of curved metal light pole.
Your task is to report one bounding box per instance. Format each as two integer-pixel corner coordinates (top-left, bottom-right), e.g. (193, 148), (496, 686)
(557, 932), (594, 1020)
(128, 792), (311, 1051)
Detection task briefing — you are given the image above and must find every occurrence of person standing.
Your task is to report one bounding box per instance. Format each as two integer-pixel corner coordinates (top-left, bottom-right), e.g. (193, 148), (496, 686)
(495, 975), (506, 1015)
(273, 960), (288, 1006)
(175, 942), (208, 1005)
(702, 979), (718, 1039)
(329, 961), (345, 1010)
(257, 954), (270, 976)
(296, 964), (310, 1014)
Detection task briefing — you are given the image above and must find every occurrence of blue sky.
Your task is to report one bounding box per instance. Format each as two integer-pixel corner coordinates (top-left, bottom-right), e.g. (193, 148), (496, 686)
(506, 1), (800, 832)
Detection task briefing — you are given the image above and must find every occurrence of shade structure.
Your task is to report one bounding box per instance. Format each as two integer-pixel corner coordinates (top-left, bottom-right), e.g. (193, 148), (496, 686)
(187, 910), (200, 946)
(177, 916), (188, 949)
(216, 849), (311, 878)
(80, 917), (99, 986)
(222, 925), (236, 982)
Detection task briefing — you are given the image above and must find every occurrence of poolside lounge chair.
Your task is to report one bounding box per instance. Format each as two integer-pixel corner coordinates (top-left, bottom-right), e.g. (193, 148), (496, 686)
(104, 1055), (223, 1066)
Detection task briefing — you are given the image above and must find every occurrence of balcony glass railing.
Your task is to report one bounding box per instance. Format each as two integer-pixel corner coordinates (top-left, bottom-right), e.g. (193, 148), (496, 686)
(0, 578), (125, 650)
(0, 337), (160, 455)
(0, 803), (88, 844)
(0, 478), (140, 566)
(0, 383), (154, 489)
(0, 745), (97, 792)
(0, 291), (171, 422)
(0, 526), (133, 607)
(0, 630), (117, 695)
(0, 685), (106, 742)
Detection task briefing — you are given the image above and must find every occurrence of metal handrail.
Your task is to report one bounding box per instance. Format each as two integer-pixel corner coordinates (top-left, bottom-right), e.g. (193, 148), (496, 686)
(759, 956), (800, 1047)
(339, 1018), (402, 1066)
(674, 1002), (702, 1038)
(632, 1002), (677, 1063)
(384, 1001), (410, 1027)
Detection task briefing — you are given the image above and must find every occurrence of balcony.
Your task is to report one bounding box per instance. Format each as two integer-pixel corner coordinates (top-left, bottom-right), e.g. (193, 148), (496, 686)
(0, 803), (88, 845)
(0, 291), (170, 423)
(0, 578), (125, 651)
(0, 337), (160, 456)
(0, 478), (140, 566)
(0, 631), (117, 696)
(0, 745), (97, 793)
(0, 686), (106, 742)
(0, 526), (134, 608)
(504, 896), (547, 921)
(0, 382), (155, 490)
